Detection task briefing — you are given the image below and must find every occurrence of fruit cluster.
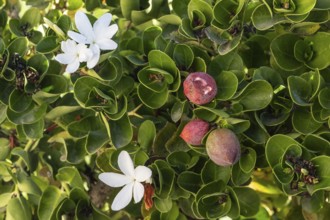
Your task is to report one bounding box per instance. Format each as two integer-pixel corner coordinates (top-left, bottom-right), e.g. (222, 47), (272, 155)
(180, 72), (241, 166)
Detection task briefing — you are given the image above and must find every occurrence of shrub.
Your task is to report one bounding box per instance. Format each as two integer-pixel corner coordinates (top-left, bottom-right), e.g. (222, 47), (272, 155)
(0, 0), (330, 219)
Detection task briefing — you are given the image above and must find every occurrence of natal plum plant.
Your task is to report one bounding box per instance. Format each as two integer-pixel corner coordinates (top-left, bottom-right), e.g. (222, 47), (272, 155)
(0, 0), (330, 219)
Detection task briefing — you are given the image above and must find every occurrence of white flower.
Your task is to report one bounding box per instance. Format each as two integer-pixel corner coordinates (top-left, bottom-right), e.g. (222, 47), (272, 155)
(55, 39), (93, 73)
(99, 151), (152, 211)
(68, 11), (118, 68)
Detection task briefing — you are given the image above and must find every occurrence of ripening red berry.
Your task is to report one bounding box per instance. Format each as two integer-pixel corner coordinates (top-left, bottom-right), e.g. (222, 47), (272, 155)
(180, 119), (210, 145)
(183, 72), (217, 105)
(206, 128), (240, 166)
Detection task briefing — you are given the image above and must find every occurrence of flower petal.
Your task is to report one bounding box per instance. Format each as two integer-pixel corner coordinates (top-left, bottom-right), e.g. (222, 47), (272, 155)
(134, 165), (152, 182)
(104, 24), (118, 39)
(111, 182), (134, 211)
(99, 172), (132, 187)
(93, 13), (112, 37)
(86, 44), (100, 68)
(133, 181), (145, 203)
(68, 31), (88, 44)
(118, 151), (135, 177)
(55, 54), (75, 64)
(74, 11), (94, 42)
(65, 59), (80, 73)
(96, 38), (118, 51)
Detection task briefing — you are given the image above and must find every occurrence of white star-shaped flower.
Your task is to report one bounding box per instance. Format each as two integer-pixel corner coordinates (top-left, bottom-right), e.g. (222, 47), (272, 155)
(68, 11), (118, 68)
(55, 39), (93, 73)
(99, 151), (152, 211)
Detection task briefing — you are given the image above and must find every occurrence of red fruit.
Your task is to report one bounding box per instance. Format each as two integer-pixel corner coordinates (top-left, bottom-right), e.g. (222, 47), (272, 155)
(183, 72), (217, 105)
(206, 128), (240, 166)
(180, 119), (210, 145)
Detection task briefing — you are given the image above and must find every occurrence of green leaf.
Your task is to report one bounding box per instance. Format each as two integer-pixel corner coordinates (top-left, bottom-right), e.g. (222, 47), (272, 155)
(7, 37), (28, 56)
(21, 7), (41, 28)
(0, 193), (12, 209)
(201, 160), (231, 184)
(137, 84), (168, 109)
(6, 197), (32, 220)
(143, 27), (162, 55)
(233, 187), (260, 217)
(292, 108), (322, 134)
(36, 36), (59, 53)
(307, 156), (330, 194)
(120, 0), (139, 20)
(177, 171), (202, 194)
(22, 119), (44, 139)
(138, 120), (156, 151)
(319, 88), (330, 109)
(266, 134), (303, 168)
(231, 162), (252, 186)
(17, 170), (42, 196)
(109, 114), (132, 148)
(7, 104), (47, 125)
(0, 138), (10, 161)
(234, 80), (273, 111)
(152, 160), (175, 199)
(154, 197), (173, 213)
(9, 89), (33, 113)
(188, 0), (213, 25)
(213, 0), (244, 29)
(56, 167), (84, 190)
(270, 34), (303, 71)
(173, 44), (194, 70)
(215, 71), (238, 100)
(148, 50), (178, 77)
(67, 0), (83, 10)
(239, 147), (257, 173)
(38, 186), (65, 220)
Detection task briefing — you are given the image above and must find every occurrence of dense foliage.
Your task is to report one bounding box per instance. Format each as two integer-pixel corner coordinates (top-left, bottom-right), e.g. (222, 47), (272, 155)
(0, 0), (330, 219)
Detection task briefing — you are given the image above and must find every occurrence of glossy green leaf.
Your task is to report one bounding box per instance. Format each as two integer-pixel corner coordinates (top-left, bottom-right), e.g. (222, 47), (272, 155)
(138, 120), (156, 151)
(22, 119), (44, 139)
(154, 197), (173, 213)
(319, 88), (330, 109)
(234, 80), (273, 111)
(173, 44), (194, 70)
(0, 138), (10, 161)
(233, 187), (260, 217)
(292, 108), (322, 134)
(36, 36), (59, 53)
(67, 0), (83, 10)
(188, 0), (213, 25)
(56, 166), (84, 190)
(38, 186), (65, 220)
(152, 160), (175, 199)
(201, 160), (231, 184)
(6, 197), (32, 220)
(270, 34), (303, 71)
(177, 171), (202, 194)
(7, 104), (47, 125)
(9, 89), (33, 113)
(7, 37), (28, 56)
(307, 156), (330, 195)
(109, 114), (132, 148)
(143, 27), (162, 55)
(21, 7), (41, 28)
(239, 148), (257, 173)
(215, 71), (238, 100)
(17, 170), (42, 195)
(137, 84), (168, 109)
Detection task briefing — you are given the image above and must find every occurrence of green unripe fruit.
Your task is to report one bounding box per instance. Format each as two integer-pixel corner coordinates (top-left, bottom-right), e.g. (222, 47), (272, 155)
(206, 128), (240, 166)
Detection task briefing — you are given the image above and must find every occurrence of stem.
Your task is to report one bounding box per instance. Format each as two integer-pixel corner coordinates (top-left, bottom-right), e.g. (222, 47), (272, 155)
(128, 104), (144, 119)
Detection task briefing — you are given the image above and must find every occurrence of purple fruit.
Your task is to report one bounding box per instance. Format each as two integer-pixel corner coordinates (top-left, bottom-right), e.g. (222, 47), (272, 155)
(180, 119), (210, 145)
(183, 72), (217, 105)
(206, 128), (240, 166)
